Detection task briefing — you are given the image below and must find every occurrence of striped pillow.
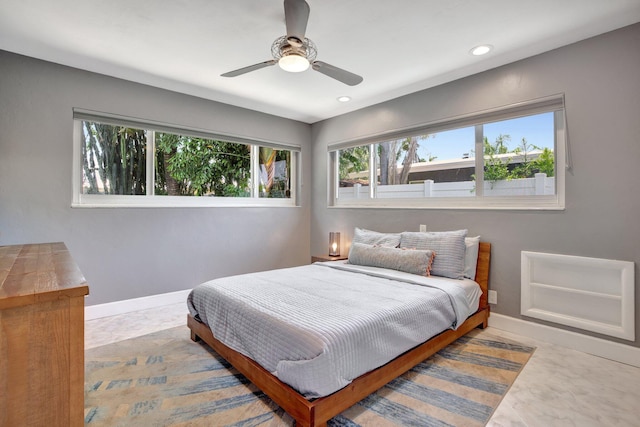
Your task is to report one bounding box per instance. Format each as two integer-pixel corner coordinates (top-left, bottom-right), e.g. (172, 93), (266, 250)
(348, 243), (436, 276)
(400, 229), (468, 279)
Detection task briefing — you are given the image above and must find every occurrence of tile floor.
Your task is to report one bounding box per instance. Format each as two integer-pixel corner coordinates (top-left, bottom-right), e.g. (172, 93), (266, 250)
(85, 303), (640, 426)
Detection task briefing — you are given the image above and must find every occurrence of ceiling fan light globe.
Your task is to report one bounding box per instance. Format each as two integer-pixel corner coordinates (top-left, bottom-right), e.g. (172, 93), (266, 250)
(279, 54), (310, 72)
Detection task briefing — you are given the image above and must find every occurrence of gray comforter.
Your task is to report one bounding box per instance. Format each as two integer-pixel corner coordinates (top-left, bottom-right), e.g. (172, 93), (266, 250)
(187, 261), (480, 398)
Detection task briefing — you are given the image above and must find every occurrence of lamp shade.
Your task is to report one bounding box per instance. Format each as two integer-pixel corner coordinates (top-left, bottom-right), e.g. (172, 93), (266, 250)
(329, 232), (340, 256)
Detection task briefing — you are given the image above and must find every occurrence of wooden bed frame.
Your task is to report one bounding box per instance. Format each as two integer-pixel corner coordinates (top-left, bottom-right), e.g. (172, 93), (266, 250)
(187, 242), (491, 427)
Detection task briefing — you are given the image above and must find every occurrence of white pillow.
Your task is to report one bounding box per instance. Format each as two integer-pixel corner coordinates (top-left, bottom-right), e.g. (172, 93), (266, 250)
(464, 236), (481, 280)
(352, 227), (401, 247)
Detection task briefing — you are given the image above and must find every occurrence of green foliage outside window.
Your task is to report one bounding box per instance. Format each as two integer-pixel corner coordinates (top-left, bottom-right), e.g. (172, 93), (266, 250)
(482, 135), (512, 183)
(82, 121), (253, 197)
(339, 146), (369, 181)
(155, 133), (251, 197)
(82, 122), (147, 195)
(482, 134), (555, 185)
(531, 147), (554, 176)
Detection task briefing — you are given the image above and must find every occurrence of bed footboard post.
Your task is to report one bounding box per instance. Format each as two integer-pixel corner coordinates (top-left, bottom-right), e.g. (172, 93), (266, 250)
(298, 415), (326, 427)
(475, 306), (490, 329)
(188, 315), (202, 342)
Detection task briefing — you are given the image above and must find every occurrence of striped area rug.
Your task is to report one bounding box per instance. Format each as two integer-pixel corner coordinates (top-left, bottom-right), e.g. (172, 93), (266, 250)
(85, 326), (534, 426)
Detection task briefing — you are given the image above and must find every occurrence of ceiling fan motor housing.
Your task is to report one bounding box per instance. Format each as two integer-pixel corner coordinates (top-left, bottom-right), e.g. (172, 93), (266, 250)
(271, 35), (317, 62)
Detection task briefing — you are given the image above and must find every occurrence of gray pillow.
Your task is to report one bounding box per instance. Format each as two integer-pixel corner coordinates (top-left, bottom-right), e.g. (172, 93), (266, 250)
(348, 243), (435, 276)
(352, 227), (401, 247)
(400, 229), (468, 279)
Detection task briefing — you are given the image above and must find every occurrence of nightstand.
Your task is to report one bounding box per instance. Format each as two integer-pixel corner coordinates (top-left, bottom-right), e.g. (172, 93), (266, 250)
(311, 254), (348, 263)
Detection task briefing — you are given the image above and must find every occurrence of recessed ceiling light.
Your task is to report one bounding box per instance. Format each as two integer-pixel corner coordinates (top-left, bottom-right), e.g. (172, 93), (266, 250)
(337, 96), (351, 102)
(470, 45), (493, 56)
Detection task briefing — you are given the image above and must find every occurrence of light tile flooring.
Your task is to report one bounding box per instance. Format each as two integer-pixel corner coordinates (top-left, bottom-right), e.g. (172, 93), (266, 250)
(86, 303), (640, 426)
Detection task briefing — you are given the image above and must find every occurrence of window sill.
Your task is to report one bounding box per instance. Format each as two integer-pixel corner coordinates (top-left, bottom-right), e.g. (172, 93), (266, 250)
(73, 194), (297, 208)
(331, 195), (564, 211)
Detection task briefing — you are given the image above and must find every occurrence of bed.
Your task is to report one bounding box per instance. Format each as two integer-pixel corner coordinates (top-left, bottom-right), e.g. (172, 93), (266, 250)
(187, 233), (491, 427)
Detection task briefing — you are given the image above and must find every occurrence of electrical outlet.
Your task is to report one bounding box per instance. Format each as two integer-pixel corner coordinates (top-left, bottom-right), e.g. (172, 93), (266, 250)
(488, 290), (498, 305)
(419, 224), (427, 232)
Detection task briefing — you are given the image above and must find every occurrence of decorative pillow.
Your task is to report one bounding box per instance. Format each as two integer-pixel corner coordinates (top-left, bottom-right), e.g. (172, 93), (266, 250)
(464, 236), (481, 280)
(399, 229), (467, 279)
(352, 227), (401, 247)
(348, 243), (435, 276)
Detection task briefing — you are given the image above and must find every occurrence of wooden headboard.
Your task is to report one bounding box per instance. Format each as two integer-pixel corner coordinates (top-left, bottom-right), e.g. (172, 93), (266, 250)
(475, 242), (491, 311)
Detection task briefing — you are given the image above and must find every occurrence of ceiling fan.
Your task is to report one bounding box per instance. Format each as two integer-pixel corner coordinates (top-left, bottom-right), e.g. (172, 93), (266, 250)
(221, 0), (363, 86)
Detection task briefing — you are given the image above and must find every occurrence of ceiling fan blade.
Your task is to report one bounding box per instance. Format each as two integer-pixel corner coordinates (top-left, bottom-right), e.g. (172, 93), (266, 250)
(312, 61), (363, 86)
(284, 0), (310, 41)
(221, 60), (277, 77)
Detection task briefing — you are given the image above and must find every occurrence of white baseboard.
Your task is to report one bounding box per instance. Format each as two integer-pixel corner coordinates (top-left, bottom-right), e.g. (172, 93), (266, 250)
(489, 313), (640, 368)
(85, 289), (190, 321)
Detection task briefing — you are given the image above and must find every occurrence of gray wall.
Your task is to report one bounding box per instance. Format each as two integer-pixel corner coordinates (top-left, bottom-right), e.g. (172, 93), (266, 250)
(0, 50), (311, 305)
(310, 24), (640, 348)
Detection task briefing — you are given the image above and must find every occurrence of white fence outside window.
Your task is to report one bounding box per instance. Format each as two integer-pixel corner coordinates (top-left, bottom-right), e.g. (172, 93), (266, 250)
(338, 173), (554, 199)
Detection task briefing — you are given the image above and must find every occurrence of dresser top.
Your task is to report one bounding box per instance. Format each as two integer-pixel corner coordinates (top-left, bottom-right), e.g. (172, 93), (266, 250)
(0, 242), (89, 309)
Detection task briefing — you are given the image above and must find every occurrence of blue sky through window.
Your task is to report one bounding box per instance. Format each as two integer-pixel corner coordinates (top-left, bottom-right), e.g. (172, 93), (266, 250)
(416, 112), (554, 162)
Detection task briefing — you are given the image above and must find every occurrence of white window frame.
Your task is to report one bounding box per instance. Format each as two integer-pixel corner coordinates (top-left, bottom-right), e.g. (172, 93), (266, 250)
(328, 95), (566, 210)
(72, 109), (300, 208)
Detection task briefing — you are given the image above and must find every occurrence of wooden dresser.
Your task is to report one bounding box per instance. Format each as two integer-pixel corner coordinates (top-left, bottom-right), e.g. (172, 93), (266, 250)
(0, 242), (89, 427)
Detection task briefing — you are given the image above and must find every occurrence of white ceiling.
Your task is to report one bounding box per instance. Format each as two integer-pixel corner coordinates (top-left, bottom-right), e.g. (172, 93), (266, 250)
(1, 0), (639, 123)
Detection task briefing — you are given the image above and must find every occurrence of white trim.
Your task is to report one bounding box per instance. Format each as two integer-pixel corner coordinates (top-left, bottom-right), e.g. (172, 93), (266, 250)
(489, 313), (640, 368)
(146, 130), (155, 196)
(85, 289), (190, 320)
(333, 195), (563, 210)
(251, 145), (260, 198)
(73, 194), (296, 208)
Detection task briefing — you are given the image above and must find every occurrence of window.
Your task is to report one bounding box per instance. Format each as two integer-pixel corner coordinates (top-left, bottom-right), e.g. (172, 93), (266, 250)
(329, 96), (566, 210)
(81, 122), (148, 196)
(73, 111), (299, 207)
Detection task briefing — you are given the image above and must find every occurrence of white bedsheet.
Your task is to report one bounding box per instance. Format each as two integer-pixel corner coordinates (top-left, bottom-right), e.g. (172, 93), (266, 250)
(187, 261), (481, 398)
